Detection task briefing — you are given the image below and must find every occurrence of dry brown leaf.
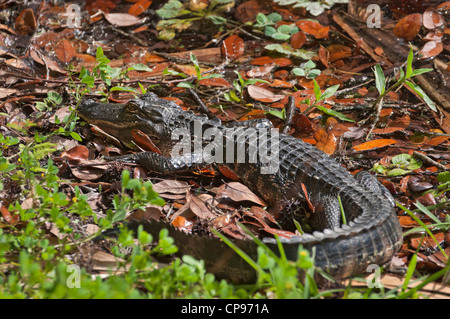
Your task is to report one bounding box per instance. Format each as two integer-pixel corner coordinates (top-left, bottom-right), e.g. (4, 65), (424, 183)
(187, 193), (216, 220)
(372, 114), (410, 134)
(247, 85), (284, 103)
(0, 203), (19, 225)
(423, 8), (444, 29)
(15, 8), (36, 35)
(418, 40), (443, 60)
(247, 64), (275, 77)
(217, 182), (266, 206)
(314, 129), (337, 155)
(152, 180), (190, 194)
(103, 13), (144, 26)
(352, 139), (397, 152)
(221, 34), (245, 60)
(290, 31), (307, 49)
(61, 145), (89, 162)
(128, 0), (152, 16)
(393, 13), (422, 41)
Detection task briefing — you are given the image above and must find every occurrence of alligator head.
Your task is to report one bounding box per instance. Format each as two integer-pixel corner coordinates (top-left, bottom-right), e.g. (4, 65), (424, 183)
(78, 93), (190, 155)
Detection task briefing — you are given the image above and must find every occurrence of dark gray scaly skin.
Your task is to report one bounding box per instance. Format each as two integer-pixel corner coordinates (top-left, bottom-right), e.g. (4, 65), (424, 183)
(79, 93), (403, 281)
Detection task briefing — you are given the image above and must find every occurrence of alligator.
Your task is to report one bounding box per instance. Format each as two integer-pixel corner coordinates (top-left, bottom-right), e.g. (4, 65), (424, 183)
(78, 93), (403, 282)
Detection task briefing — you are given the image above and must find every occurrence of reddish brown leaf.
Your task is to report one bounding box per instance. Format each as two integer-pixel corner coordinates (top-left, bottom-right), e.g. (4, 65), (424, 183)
(218, 165), (240, 181)
(221, 35), (245, 60)
(250, 56), (274, 65)
(247, 85), (284, 103)
(438, 2), (450, 10)
(269, 79), (295, 89)
(128, 0), (152, 16)
(314, 129), (337, 155)
(393, 13), (422, 41)
(318, 45), (329, 68)
(296, 20), (329, 39)
(290, 31), (307, 49)
(410, 232), (444, 250)
(15, 9), (36, 35)
(131, 129), (162, 154)
(423, 8), (444, 29)
(1, 203), (19, 225)
(423, 29), (444, 42)
(246, 64), (275, 77)
(372, 114), (410, 134)
(198, 77), (232, 88)
(171, 216), (187, 228)
(300, 183), (314, 212)
(262, 227), (296, 239)
(418, 40), (443, 60)
(327, 44), (353, 62)
(353, 139), (397, 152)
(61, 145), (89, 162)
(273, 58), (292, 67)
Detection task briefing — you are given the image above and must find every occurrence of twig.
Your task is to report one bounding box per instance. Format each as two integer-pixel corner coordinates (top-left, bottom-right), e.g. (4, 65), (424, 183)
(413, 151), (448, 171)
(188, 88), (215, 119)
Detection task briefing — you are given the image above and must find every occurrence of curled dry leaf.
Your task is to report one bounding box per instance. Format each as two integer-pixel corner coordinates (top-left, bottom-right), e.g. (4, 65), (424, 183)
(1, 203), (19, 225)
(423, 29), (444, 42)
(15, 8), (37, 35)
(221, 34), (245, 60)
(247, 85), (284, 103)
(187, 193), (216, 220)
(103, 12), (144, 27)
(247, 63), (275, 77)
(423, 8), (444, 29)
(217, 182), (266, 206)
(393, 13), (422, 41)
(60, 145), (89, 162)
(418, 40), (443, 59)
(352, 139), (397, 152)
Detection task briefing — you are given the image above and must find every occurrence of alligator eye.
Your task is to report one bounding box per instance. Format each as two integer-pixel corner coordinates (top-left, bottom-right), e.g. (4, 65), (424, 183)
(126, 101), (140, 113)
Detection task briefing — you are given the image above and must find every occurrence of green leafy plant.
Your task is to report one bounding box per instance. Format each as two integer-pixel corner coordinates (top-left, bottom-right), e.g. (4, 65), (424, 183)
(372, 47), (436, 112)
(155, 0), (234, 41)
(253, 13), (316, 60)
(308, 80), (354, 122)
(372, 154), (423, 177)
(292, 60), (321, 79)
(34, 91), (63, 112)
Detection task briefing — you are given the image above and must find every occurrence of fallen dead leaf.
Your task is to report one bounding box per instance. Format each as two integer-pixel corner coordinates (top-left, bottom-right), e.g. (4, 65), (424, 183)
(247, 85), (284, 103)
(103, 12), (144, 27)
(152, 180), (190, 194)
(372, 114), (410, 134)
(423, 8), (444, 29)
(393, 13), (422, 41)
(221, 34), (245, 60)
(352, 139), (397, 152)
(217, 182), (266, 206)
(418, 40), (443, 60)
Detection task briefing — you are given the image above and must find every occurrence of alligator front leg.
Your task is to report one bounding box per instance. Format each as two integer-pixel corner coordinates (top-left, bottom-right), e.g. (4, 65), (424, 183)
(104, 152), (205, 174)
